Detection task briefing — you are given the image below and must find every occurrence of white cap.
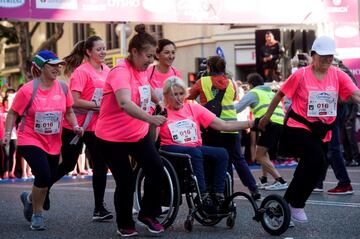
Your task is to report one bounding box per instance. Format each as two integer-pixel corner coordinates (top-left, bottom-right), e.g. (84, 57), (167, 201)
(311, 36), (337, 56)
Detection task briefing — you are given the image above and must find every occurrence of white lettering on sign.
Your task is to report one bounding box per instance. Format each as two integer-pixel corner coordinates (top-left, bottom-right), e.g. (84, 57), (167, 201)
(107, 0), (140, 8)
(0, 0), (25, 8)
(36, 0), (78, 10)
(350, 68), (360, 76)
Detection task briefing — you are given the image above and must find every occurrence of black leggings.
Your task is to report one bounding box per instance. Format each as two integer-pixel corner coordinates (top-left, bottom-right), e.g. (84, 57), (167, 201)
(97, 133), (164, 229)
(3, 139), (17, 172)
(53, 128), (108, 209)
(283, 127), (327, 208)
(17, 146), (59, 188)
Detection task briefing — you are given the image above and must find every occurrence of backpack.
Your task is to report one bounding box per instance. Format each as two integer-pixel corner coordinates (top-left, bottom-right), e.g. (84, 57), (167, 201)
(203, 89), (226, 117)
(18, 79), (68, 131)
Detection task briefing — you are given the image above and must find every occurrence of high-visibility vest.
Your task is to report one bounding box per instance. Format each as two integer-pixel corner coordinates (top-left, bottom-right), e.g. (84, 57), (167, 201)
(250, 87), (284, 125)
(200, 76), (237, 133)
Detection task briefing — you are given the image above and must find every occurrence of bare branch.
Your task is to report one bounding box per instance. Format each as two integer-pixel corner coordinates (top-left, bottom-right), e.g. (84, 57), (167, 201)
(30, 22), (40, 37)
(34, 23), (64, 54)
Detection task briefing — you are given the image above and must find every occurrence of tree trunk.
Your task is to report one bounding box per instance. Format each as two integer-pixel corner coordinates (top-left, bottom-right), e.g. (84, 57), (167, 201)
(14, 22), (32, 82)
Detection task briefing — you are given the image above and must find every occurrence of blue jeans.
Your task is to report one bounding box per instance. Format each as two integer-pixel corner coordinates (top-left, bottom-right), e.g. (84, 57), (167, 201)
(202, 133), (258, 192)
(161, 145), (228, 194)
(317, 104), (351, 187)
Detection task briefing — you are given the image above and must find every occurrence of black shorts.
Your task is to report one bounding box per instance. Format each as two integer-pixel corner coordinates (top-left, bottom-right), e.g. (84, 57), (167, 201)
(257, 123), (283, 149)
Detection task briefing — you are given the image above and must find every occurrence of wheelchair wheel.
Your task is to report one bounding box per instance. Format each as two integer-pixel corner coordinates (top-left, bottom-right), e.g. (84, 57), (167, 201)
(134, 156), (181, 229)
(260, 194), (290, 236)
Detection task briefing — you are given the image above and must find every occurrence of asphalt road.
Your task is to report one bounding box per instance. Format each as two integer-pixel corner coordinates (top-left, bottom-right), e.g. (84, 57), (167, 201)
(1, 165), (360, 239)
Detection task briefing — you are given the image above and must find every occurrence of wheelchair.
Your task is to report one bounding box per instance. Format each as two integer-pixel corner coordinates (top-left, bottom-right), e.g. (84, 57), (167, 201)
(134, 149), (290, 236)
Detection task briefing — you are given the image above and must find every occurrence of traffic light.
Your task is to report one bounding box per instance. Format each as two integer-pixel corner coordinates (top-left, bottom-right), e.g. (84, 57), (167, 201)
(188, 72), (196, 83)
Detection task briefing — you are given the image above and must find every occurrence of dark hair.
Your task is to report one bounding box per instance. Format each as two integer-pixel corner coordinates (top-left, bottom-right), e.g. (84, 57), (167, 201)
(128, 24), (157, 56)
(156, 39), (176, 54)
(247, 73), (264, 87)
(207, 55), (226, 74)
(265, 31), (274, 36)
(63, 35), (103, 77)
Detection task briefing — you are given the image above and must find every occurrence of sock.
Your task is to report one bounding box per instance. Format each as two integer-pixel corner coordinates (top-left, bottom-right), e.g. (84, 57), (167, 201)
(276, 177), (286, 184)
(259, 176), (267, 184)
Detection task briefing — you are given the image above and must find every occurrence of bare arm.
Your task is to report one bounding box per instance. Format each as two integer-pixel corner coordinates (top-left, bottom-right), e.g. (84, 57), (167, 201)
(64, 107), (83, 136)
(258, 90), (285, 130)
(72, 91), (98, 109)
(208, 117), (253, 132)
(115, 88), (166, 126)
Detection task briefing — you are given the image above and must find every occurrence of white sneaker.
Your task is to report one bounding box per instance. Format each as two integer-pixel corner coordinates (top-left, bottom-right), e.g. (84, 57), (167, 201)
(264, 181), (288, 190)
(256, 181), (269, 190)
(289, 205), (308, 223)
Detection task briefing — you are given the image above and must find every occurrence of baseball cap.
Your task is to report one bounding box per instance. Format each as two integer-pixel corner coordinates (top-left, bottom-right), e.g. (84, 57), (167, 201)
(32, 50), (65, 69)
(311, 36), (337, 56)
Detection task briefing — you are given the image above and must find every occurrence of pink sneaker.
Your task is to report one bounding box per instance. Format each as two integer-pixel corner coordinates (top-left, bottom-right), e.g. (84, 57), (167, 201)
(289, 204), (308, 223)
(138, 216), (164, 234)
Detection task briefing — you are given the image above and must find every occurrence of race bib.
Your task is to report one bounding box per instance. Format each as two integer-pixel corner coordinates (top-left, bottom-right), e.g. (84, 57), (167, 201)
(139, 85), (151, 113)
(307, 91), (337, 117)
(154, 88), (163, 101)
(92, 88), (103, 106)
(168, 119), (198, 144)
(34, 111), (62, 135)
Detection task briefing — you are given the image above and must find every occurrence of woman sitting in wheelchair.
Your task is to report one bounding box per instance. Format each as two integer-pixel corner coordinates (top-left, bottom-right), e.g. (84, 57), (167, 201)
(158, 76), (254, 214)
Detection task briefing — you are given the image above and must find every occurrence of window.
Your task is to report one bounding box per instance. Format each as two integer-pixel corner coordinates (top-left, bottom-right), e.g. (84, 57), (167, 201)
(4, 47), (19, 68)
(46, 23), (57, 53)
(73, 23), (90, 44)
(106, 23), (119, 50)
(146, 24), (163, 41)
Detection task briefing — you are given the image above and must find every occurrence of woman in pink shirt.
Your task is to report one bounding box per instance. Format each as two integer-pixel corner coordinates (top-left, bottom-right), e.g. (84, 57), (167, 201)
(3, 50), (83, 230)
(159, 76), (253, 214)
(46, 36), (113, 222)
(95, 24), (166, 237)
(148, 39), (182, 102)
(259, 36), (360, 223)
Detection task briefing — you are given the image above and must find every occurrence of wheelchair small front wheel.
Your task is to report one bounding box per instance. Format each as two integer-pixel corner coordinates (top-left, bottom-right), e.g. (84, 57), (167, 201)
(260, 194), (290, 236)
(226, 211), (236, 229)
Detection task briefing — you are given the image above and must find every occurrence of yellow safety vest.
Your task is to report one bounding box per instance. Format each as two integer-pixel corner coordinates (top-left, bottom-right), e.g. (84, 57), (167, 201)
(250, 87), (284, 125)
(200, 76), (237, 133)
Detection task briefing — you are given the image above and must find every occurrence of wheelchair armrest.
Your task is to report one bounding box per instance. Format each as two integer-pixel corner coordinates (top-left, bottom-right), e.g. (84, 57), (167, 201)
(159, 149), (191, 160)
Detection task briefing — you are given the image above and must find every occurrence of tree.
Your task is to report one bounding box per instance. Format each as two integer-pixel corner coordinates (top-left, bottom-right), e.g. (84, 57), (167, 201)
(0, 21), (64, 82)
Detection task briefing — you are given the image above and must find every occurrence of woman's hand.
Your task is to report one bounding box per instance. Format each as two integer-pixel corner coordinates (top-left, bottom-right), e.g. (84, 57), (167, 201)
(73, 125), (84, 137)
(149, 115), (167, 126)
(258, 115), (270, 131)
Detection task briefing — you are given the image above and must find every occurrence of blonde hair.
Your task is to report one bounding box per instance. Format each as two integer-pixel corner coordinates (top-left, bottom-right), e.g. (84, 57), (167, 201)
(163, 76), (187, 103)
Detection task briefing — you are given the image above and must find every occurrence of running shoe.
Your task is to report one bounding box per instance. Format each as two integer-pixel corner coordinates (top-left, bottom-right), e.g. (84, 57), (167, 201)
(30, 213), (46, 231)
(20, 192), (33, 222)
(256, 181), (269, 190)
(250, 189), (261, 200)
(137, 215), (164, 234)
(92, 204), (113, 222)
(327, 184), (354, 195)
(289, 204), (308, 223)
(117, 228), (139, 237)
(264, 181), (288, 190)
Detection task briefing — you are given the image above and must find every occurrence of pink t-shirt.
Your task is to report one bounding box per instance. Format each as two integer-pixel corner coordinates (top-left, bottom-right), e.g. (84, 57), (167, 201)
(12, 80), (73, 154)
(281, 65), (358, 141)
(63, 62), (109, 131)
(159, 103), (216, 147)
(147, 65), (182, 100)
(95, 60), (152, 142)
